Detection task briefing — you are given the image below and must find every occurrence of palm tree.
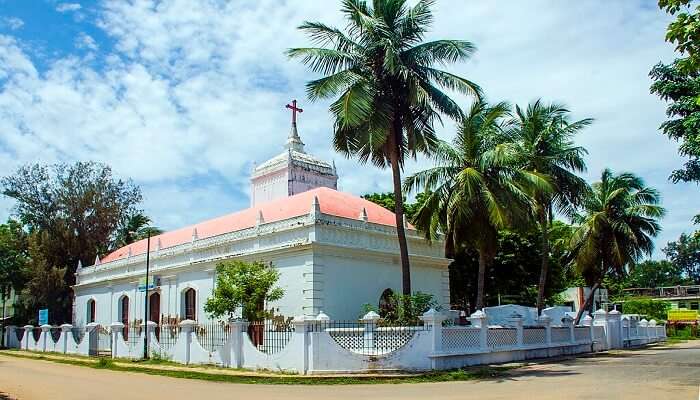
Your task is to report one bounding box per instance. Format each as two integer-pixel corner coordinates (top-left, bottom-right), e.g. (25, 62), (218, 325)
(404, 101), (550, 310)
(288, 0), (480, 295)
(508, 100), (592, 314)
(115, 213), (162, 248)
(570, 169), (665, 323)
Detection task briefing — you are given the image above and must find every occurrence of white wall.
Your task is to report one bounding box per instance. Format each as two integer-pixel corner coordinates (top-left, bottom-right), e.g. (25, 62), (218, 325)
(315, 250), (449, 320)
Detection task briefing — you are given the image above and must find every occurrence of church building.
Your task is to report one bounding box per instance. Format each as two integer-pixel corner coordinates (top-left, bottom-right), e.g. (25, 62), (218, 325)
(72, 101), (450, 326)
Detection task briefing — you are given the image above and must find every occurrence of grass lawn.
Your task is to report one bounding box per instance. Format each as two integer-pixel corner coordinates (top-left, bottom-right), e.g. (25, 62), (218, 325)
(0, 349), (516, 385)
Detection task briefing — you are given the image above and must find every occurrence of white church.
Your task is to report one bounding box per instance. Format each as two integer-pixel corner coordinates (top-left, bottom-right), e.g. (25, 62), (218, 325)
(72, 102), (450, 326)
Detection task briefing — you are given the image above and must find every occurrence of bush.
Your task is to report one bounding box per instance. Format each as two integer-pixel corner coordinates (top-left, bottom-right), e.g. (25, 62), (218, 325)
(621, 297), (670, 321)
(371, 292), (441, 325)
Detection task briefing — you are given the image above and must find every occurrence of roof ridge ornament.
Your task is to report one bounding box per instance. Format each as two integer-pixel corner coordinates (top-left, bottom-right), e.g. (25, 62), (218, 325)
(191, 228), (198, 242)
(256, 210), (265, 226)
(94, 254), (100, 266)
(310, 195), (321, 218)
(359, 207), (368, 222)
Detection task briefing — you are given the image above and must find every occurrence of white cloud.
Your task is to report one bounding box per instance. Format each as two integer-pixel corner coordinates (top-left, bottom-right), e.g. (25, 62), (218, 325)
(0, 0), (697, 256)
(75, 32), (98, 51)
(0, 17), (24, 31)
(56, 3), (82, 13)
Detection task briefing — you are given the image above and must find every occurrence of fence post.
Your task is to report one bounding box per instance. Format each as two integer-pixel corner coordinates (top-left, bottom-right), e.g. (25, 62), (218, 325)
(649, 320), (658, 340)
(562, 315), (575, 345)
(60, 324), (72, 354)
(40, 324), (51, 352)
(537, 314), (552, 347)
(639, 319), (649, 343)
(420, 309), (446, 353)
(593, 309), (608, 350)
(22, 325), (32, 350)
(5, 325), (15, 348)
(360, 311), (380, 352)
(228, 319), (248, 369)
(85, 322), (99, 356)
(110, 322), (124, 359)
(179, 320), (195, 364)
(507, 312), (524, 348)
(470, 310), (488, 352)
(292, 315), (312, 374)
(581, 314), (593, 344)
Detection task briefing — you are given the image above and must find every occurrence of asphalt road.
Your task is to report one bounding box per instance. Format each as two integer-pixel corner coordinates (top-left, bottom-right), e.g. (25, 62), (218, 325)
(0, 342), (699, 400)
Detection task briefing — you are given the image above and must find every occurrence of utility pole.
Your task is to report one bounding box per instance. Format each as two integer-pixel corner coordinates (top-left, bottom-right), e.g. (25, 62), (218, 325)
(142, 232), (151, 360)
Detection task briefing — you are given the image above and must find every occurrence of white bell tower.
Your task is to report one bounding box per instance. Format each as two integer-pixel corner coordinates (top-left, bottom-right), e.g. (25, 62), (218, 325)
(250, 100), (338, 207)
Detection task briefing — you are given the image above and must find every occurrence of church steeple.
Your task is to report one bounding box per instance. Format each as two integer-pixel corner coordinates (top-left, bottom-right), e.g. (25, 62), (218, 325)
(250, 99), (338, 206)
(285, 121), (305, 153)
(284, 99), (305, 153)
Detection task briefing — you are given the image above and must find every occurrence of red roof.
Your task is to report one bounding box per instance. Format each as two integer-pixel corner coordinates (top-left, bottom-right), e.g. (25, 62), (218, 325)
(100, 187), (406, 264)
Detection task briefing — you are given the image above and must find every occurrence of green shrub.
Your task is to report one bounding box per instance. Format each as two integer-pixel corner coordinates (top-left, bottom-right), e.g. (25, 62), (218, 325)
(621, 297), (670, 321)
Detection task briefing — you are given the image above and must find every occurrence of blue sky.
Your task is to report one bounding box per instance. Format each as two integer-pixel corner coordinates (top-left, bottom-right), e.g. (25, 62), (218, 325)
(0, 0), (696, 257)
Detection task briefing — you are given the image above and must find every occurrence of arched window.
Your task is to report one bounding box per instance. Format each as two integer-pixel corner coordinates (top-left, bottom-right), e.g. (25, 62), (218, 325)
(119, 296), (129, 324)
(184, 288), (196, 321)
(87, 299), (96, 323)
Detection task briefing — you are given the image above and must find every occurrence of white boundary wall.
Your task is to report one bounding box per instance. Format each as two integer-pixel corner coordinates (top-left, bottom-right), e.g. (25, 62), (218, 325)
(5, 308), (666, 374)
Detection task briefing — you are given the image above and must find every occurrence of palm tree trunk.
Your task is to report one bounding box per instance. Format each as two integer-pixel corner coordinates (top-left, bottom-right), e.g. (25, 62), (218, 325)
(476, 250), (487, 310)
(574, 281), (601, 325)
(536, 212), (550, 315)
(389, 146), (411, 296)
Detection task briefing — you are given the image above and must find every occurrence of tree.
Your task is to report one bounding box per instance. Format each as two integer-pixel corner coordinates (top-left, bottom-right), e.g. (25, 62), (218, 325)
(508, 100), (592, 314)
(115, 213), (163, 247)
(664, 231), (700, 283)
(649, 62), (700, 189)
(405, 100), (550, 309)
(621, 297), (671, 321)
(658, 0), (700, 73)
(448, 225), (573, 311)
(569, 169), (665, 323)
(2, 162), (142, 322)
(0, 220), (28, 294)
(362, 191), (430, 220)
(288, 0), (480, 295)
(625, 259), (689, 288)
(204, 260), (284, 321)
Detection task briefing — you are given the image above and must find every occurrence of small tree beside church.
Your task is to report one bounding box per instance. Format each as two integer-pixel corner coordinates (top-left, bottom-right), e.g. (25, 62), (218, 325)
(204, 260), (284, 321)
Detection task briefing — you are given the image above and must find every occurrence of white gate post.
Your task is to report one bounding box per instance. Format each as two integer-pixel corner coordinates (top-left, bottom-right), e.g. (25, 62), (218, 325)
(228, 319), (248, 369)
(507, 312), (524, 348)
(593, 309), (608, 349)
(5, 325), (15, 348)
(470, 310), (488, 351)
(110, 322), (124, 358)
(639, 319), (649, 344)
(22, 325), (32, 350)
(292, 316), (312, 374)
(40, 324), (51, 352)
(179, 320), (195, 364)
(360, 311), (380, 352)
(60, 324), (72, 354)
(537, 314), (552, 347)
(85, 322), (99, 356)
(562, 315), (575, 345)
(420, 309), (447, 353)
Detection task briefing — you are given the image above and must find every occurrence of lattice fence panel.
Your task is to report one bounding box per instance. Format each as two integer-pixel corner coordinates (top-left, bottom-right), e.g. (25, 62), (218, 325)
(374, 328), (417, 353)
(328, 328), (365, 351)
(551, 327), (570, 343)
(574, 327), (589, 342)
(442, 327), (480, 351)
(523, 327), (546, 345)
(487, 328), (517, 348)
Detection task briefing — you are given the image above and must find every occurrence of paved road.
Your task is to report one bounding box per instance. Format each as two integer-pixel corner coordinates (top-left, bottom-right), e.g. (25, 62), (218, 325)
(1, 342), (699, 400)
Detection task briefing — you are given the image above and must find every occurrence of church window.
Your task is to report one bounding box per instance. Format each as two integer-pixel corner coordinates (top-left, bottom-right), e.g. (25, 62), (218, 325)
(184, 288), (196, 320)
(87, 299), (96, 323)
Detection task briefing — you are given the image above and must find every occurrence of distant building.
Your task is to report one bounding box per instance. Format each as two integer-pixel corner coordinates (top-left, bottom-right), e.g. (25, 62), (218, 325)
(622, 285), (700, 311)
(560, 287), (609, 313)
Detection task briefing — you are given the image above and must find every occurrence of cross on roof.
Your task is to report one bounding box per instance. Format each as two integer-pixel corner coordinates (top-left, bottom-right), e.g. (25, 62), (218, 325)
(285, 99), (303, 124)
